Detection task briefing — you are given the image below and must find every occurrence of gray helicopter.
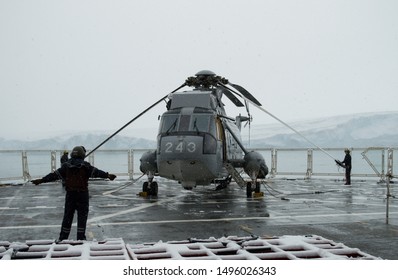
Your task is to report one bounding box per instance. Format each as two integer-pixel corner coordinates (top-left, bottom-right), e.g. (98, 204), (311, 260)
(138, 70), (268, 197)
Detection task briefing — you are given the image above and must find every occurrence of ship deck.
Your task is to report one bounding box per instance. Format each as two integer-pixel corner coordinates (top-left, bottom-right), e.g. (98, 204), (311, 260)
(1, 177), (397, 260)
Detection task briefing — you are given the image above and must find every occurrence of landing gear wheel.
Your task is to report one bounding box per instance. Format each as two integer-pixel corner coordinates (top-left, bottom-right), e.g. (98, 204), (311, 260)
(255, 181), (261, 193)
(142, 181), (158, 196)
(150, 182), (158, 196)
(143, 182), (149, 193)
(246, 182), (252, 198)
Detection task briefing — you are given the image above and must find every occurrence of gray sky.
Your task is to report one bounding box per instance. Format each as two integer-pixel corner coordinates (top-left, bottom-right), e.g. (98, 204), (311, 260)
(1, 0), (397, 141)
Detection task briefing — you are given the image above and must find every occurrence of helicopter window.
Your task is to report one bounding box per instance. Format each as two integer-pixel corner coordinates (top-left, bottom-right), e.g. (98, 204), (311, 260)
(160, 114), (216, 135)
(191, 115), (210, 133)
(160, 115), (179, 134)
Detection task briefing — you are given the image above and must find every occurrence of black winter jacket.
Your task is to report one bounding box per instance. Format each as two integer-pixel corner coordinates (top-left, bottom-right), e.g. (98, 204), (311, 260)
(41, 158), (109, 192)
(342, 154), (352, 169)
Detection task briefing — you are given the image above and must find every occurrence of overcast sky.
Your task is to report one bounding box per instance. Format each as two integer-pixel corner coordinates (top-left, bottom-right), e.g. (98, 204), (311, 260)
(1, 0), (397, 141)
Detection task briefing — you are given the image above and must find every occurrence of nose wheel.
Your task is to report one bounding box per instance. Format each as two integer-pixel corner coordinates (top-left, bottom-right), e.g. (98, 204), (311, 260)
(140, 171), (158, 197)
(142, 181), (158, 196)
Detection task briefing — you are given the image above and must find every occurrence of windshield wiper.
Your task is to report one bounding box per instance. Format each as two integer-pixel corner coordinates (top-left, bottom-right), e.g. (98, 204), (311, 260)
(165, 119), (178, 134)
(193, 118), (200, 134)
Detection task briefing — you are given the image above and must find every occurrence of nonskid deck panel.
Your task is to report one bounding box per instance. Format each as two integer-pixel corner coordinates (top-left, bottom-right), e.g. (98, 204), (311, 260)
(1, 235), (380, 260)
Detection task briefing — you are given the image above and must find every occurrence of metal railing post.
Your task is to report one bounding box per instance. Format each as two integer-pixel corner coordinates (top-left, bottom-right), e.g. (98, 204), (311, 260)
(381, 149), (385, 181)
(386, 148), (394, 224)
(22, 151), (31, 181)
(271, 148), (277, 177)
(128, 149), (134, 179)
(387, 148), (393, 180)
(306, 149), (313, 179)
(51, 151), (57, 172)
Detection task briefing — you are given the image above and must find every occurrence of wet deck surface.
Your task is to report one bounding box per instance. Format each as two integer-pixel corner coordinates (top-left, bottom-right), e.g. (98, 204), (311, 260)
(1, 177), (397, 259)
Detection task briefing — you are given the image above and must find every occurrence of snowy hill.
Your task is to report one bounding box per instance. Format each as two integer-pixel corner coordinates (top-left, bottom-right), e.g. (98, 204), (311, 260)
(1, 111), (397, 150)
(0, 133), (157, 150)
(242, 111), (398, 148)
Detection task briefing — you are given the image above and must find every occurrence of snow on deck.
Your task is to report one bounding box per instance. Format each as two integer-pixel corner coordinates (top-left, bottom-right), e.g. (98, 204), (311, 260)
(0, 235), (380, 260)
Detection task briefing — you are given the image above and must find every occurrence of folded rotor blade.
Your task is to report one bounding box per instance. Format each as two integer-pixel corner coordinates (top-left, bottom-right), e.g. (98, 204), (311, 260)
(228, 83), (262, 106)
(219, 87), (245, 107)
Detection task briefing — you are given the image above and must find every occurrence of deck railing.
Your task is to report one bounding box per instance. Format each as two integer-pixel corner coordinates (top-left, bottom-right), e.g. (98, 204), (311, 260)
(0, 147), (396, 184)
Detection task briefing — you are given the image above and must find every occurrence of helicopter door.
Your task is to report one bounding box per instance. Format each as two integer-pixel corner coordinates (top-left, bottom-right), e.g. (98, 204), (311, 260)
(215, 117), (226, 161)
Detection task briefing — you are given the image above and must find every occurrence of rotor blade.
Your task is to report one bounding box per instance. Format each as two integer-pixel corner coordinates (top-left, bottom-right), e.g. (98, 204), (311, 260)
(244, 100), (250, 117)
(218, 83), (246, 105)
(228, 83), (262, 106)
(219, 87), (245, 107)
(86, 83), (186, 157)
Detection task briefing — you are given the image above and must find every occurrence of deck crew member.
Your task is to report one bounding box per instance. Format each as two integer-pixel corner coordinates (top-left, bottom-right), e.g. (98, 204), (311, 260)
(31, 146), (116, 241)
(335, 148), (352, 185)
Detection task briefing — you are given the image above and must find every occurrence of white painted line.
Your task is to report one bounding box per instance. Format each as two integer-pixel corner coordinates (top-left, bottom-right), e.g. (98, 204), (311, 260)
(90, 211), (398, 227)
(25, 206), (57, 209)
(2, 211), (398, 230)
(97, 204), (128, 208)
(0, 224), (59, 230)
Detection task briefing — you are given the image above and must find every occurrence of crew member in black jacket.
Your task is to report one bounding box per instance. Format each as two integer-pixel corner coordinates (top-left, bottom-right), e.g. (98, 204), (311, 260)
(32, 146), (116, 241)
(335, 148), (352, 185)
(60, 150), (69, 164)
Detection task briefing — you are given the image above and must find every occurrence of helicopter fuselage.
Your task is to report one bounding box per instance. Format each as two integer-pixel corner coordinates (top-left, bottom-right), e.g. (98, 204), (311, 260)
(139, 71), (268, 196)
(140, 90), (245, 189)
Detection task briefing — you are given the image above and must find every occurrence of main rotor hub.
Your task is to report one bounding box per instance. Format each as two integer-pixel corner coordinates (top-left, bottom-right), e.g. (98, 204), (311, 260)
(186, 70), (228, 89)
(195, 70), (216, 76)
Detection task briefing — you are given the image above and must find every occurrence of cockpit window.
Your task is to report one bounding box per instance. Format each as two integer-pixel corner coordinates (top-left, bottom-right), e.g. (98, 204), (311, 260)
(159, 114), (215, 135)
(192, 115), (210, 133)
(160, 114), (179, 134)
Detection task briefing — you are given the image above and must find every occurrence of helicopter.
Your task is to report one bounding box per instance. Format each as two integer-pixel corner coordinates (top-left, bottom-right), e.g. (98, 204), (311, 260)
(137, 70), (268, 197)
(87, 70), (341, 196)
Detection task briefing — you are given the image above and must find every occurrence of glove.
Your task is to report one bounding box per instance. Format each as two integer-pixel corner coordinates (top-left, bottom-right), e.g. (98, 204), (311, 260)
(31, 179), (43, 185)
(335, 160), (344, 168)
(108, 174), (117, 181)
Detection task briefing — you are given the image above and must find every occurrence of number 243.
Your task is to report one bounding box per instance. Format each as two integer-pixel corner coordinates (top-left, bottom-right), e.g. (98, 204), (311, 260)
(165, 142), (196, 153)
